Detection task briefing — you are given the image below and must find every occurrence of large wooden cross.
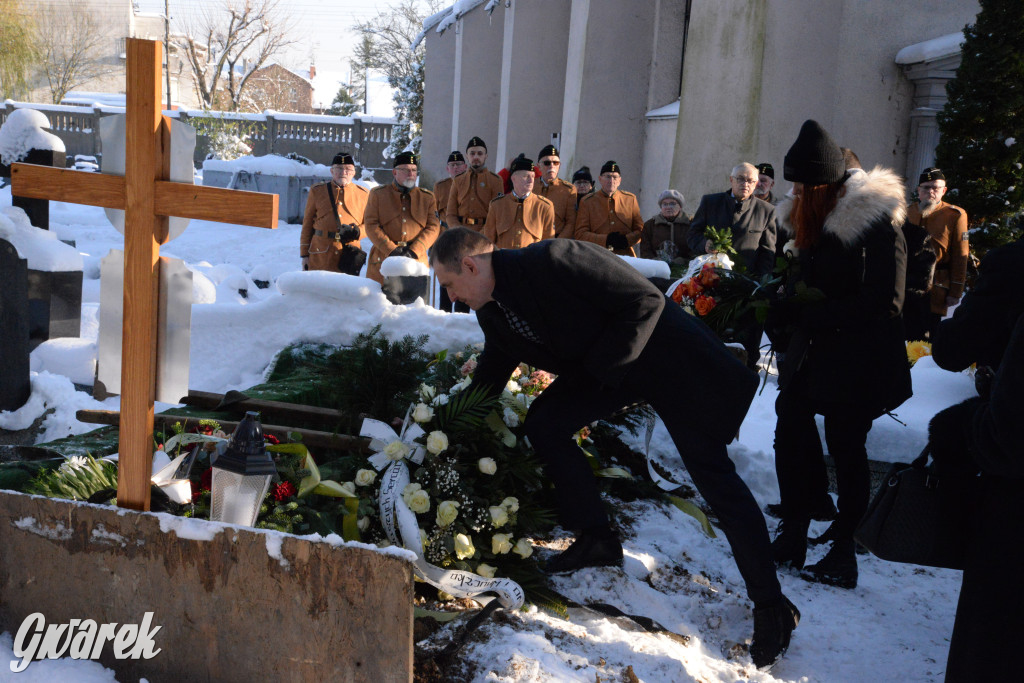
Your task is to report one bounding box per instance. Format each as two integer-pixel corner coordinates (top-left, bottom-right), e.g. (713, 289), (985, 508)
(11, 39), (279, 511)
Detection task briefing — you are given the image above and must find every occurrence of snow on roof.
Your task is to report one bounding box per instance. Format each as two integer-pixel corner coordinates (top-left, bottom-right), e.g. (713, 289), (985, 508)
(0, 108), (65, 165)
(412, 0), (501, 50)
(646, 100), (680, 119)
(895, 32), (964, 65)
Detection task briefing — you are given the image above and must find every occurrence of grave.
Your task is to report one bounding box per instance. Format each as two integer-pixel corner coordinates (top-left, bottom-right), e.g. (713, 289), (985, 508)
(0, 238), (30, 411)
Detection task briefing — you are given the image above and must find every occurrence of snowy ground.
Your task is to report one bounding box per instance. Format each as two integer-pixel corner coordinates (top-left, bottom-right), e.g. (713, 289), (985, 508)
(0, 187), (974, 681)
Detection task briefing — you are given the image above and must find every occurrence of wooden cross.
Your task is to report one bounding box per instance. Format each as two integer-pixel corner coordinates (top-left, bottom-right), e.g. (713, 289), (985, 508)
(11, 39), (279, 511)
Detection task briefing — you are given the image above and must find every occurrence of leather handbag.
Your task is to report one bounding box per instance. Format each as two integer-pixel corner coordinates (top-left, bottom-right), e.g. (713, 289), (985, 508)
(854, 446), (973, 571)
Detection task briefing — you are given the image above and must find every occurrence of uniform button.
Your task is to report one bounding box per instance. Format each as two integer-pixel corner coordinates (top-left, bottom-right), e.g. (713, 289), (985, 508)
(402, 207), (406, 211)
(403, 219), (406, 223)
(610, 221), (615, 225)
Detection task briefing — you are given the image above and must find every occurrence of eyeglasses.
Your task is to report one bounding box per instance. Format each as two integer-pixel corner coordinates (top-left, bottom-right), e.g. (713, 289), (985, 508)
(919, 183), (945, 192)
(732, 176), (758, 184)
(541, 160), (560, 167)
(332, 165), (353, 172)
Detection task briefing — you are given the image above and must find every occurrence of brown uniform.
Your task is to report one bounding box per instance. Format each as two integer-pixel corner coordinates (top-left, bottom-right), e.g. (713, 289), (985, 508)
(434, 176), (456, 228)
(907, 200), (969, 315)
(300, 181), (369, 272)
(363, 183), (441, 283)
(482, 193), (556, 249)
(535, 177), (578, 238)
(574, 190), (644, 256)
(446, 168), (503, 231)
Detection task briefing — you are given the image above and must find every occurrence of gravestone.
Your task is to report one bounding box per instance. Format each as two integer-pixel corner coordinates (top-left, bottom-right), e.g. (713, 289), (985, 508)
(0, 239), (31, 411)
(27, 268), (82, 350)
(381, 275), (430, 306)
(11, 148), (66, 230)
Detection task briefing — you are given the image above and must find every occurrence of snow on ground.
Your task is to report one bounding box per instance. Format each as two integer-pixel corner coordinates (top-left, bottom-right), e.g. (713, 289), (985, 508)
(0, 185), (975, 681)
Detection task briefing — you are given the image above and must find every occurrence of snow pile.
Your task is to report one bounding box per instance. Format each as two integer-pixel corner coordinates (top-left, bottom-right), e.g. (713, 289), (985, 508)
(895, 32), (965, 64)
(0, 371), (112, 442)
(0, 108), (66, 165)
(380, 255), (429, 277)
(202, 153), (332, 177)
(619, 254), (670, 279)
(0, 207), (83, 271)
(30, 339), (97, 386)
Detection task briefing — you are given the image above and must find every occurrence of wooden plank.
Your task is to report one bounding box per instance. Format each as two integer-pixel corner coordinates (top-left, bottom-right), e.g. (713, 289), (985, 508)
(76, 410), (372, 453)
(154, 182), (279, 228)
(9, 164), (126, 209)
(181, 390), (344, 425)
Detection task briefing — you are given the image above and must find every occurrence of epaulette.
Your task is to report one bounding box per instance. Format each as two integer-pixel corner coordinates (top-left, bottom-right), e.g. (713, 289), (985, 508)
(490, 193), (505, 203)
(536, 195), (554, 207)
(418, 186), (434, 195)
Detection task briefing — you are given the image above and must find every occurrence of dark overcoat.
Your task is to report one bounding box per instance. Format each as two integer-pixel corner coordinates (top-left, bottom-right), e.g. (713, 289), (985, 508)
(686, 191), (777, 276)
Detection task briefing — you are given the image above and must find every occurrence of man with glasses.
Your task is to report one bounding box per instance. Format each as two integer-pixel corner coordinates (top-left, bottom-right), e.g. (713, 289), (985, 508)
(905, 167), (969, 339)
(574, 161), (644, 256)
(534, 144), (578, 238)
(363, 151), (440, 284)
(300, 151), (369, 274)
(483, 156), (555, 249)
(687, 162), (777, 278)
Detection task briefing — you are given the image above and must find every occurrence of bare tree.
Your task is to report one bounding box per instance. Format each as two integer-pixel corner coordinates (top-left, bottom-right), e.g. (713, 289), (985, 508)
(0, 0), (36, 100)
(35, 0), (109, 104)
(354, 0), (445, 87)
(173, 0), (297, 111)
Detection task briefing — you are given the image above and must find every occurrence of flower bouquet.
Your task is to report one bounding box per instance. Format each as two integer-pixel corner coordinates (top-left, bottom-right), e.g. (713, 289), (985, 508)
(670, 263), (767, 341)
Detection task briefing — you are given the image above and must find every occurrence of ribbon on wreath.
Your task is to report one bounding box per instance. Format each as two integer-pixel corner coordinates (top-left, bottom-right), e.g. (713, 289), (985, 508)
(359, 410), (525, 610)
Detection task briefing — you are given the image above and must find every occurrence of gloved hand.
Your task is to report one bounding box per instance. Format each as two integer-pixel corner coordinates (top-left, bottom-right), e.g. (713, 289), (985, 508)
(336, 223), (361, 243)
(606, 232), (629, 250)
(301, 256), (309, 271)
(975, 365), (995, 400)
(389, 246), (417, 259)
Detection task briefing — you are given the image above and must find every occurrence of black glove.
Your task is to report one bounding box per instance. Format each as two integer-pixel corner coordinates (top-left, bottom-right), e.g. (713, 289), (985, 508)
(975, 365), (995, 400)
(336, 223), (361, 243)
(389, 246), (417, 259)
(337, 244), (367, 275)
(606, 232), (629, 250)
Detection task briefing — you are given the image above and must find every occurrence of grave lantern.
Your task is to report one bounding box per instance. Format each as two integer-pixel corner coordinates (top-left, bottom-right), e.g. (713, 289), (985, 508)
(210, 411), (276, 527)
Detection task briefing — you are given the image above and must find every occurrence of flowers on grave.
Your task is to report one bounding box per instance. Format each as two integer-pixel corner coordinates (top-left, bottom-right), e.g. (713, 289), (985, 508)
(478, 457), (497, 475)
(272, 481), (297, 501)
(907, 340), (932, 366)
(670, 264), (766, 341)
(355, 468), (376, 486)
(412, 403), (434, 423)
(426, 431), (449, 455)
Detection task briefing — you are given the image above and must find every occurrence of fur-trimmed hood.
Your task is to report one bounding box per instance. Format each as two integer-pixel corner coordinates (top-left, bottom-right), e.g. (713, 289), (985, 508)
(776, 166), (907, 247)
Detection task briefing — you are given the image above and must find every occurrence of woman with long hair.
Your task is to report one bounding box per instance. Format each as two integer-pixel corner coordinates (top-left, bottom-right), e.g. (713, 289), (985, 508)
(768, 120), (911, 588)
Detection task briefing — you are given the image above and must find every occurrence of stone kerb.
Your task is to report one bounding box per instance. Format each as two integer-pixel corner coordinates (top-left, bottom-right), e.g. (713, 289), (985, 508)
(0, 490), (414, 682)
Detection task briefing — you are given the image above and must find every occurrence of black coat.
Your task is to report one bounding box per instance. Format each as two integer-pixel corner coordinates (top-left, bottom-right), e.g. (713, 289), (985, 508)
(772, 167), (911, 418)
(686, 191), (777, 277)
(470, 239), (756, 443)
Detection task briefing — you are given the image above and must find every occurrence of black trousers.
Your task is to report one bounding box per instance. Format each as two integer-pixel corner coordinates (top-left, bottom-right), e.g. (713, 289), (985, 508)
(774, 372), (873, 539)
(524, 315), (782, 606)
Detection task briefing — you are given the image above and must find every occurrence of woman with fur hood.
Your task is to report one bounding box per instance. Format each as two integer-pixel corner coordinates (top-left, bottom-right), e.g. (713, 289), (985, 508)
(767, 120), (911, 589)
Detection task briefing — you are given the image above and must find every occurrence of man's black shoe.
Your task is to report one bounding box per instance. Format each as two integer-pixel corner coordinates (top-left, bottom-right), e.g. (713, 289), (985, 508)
(544, 531), (623, 575)
(770, 519), (808, 570)
(801, 539), (858, 589)
(750, 595), (800, 670)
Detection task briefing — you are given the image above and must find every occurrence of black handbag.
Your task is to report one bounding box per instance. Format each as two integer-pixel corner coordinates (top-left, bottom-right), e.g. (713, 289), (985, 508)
(854, 446), (973, 571)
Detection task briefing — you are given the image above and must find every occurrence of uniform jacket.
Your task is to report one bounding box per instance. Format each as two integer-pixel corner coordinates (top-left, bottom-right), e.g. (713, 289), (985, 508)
(300, 181), (369, 272)
(434, 176), (455, 228)
(535, 177), (578, 238)
(906, 200), (969, 315)
(446, 168), (503, 229)
(772, 166), (911, 418)
(574, 190), (644, 256)
(639, 213), (693, 261)
(363, 183), (440, 283)
(687, 192), (777, 277)
(482, 192), (556, 249)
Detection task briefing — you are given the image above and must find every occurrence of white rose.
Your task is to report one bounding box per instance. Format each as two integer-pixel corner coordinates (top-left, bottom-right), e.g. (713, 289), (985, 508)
(502, 406), (520, 428)
(407, 489), (431, 514)
(354, 469), (376, 486)
(339, 481), (357, 497)
(383, 440), (409, 461)
(436, 500), (460, 527)
(454, 533), (475, 560)
(357, 516), (370, 532)
(489, 505), (509, 527)
(492, 533), (513, 555)
(501, 496), (519, 512)
(401, 483), (422, 507)
(426, 431), (449, 455)
(476, 563), (497, 578)
(419, 384), (437, 402)
(505, 379), (521, 394)
(478, 457), (497, 475)
(412, 402), (434, 423)
(513, 538), (533, 558)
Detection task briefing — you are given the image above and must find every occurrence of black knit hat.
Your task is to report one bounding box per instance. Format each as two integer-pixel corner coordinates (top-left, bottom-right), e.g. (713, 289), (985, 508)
(783, 120), (845, 184)
(600, 160), (621, 175)
(466, 136), (486, 151)
(756, 162), (775, 179)
(919, 167), (945, 184)
(573, 166), (593, 183)
(393, 151), (418, 167)
(332, 152), (354, 166)
(510, 155), (535, 173)
(447, 150), (465, 164)
(538, 144), (559, 160)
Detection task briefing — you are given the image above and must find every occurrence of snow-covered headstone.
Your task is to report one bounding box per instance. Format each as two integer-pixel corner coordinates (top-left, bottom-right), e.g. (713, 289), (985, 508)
(0, 238), (31, 411)
(379, 255), (430, 305)
(0, 108), (67, 230)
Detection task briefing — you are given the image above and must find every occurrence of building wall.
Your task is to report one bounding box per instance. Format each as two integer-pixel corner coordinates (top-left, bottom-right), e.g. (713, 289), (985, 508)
(455, 8), (506, 173)
(421, 23), (457, 188)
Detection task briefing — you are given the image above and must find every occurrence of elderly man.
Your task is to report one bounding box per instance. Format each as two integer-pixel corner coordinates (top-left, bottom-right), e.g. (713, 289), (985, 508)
(534, 144), (577, 238)
(483, 156), (555, 249)
(300, 152), (369, 274)
(687, 162), (777, 278)
(434, 151), (467, 230)
(362, 151), (440, 283)
(446, 136), (503, 232)
(904, 167), (970, 340)
(574, 161), (644, 255)
(754, 163), (777, 205)
(430, 227), (798, 671)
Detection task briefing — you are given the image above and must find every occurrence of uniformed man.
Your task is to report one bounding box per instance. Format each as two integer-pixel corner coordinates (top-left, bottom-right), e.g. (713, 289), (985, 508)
(446, 136), (503, 231)
(754, 162), (777, 205)
(534, 144), (577, 238)
(483, 156), (555, 249)
(363, 151), (441, 284)
(434, 150), (466, 229)
(300, 152), (369, 274)
(905, 167), (970, 339)
(574, 161), (644, 256)
(572, 166), (594, 207)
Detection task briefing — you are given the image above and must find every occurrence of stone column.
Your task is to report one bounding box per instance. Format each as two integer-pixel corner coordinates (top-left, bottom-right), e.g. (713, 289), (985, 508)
(900, 52), (961, 189)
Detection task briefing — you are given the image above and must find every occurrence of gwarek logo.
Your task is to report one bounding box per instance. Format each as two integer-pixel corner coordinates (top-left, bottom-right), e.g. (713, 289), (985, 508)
(10, 612), (162, 673)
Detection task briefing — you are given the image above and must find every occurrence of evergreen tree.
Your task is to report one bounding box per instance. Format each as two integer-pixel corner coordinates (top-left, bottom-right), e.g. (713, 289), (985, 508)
(385, 60), (423, 157)
(326, 84), (360, 117)
(935, 0), (1024, 246)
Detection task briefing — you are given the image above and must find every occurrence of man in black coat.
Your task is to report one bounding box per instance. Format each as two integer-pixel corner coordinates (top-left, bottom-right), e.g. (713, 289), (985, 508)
(430, 227), (798, 670)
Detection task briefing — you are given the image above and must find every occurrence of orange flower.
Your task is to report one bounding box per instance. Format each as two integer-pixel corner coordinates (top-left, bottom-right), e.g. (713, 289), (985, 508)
(694, 294), (716, 316)
(698, 266), (720, 288)
(671, 284), (685, 303)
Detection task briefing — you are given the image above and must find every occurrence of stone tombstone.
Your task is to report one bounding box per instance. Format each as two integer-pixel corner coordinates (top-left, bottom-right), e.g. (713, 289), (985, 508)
(381, 275), (430, 306)
(27, 268), (83, 350)
(10, 148), (67, 230)
(0, 239), (31, 411)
